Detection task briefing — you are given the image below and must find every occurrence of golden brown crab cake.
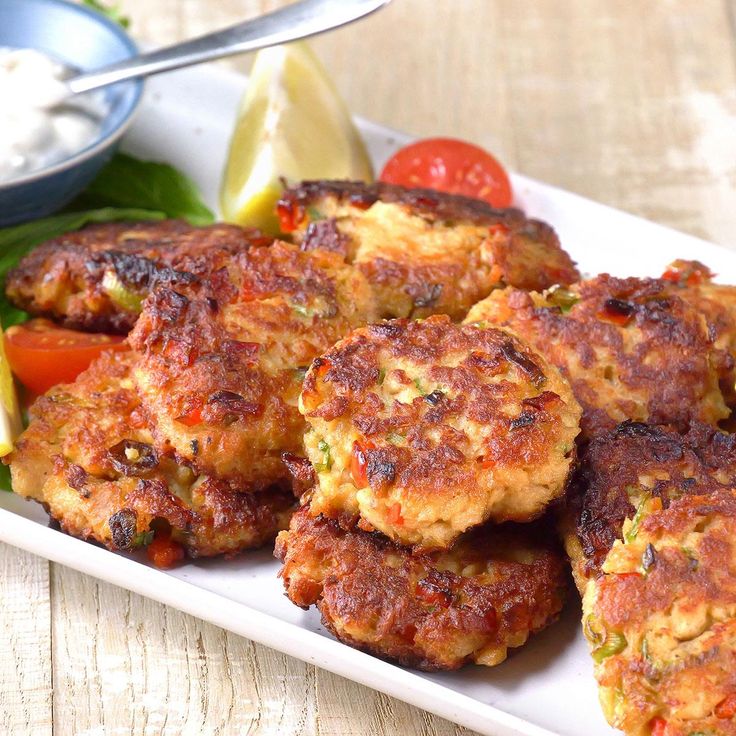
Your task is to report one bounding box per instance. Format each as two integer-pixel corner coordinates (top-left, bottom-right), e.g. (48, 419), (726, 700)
(559, 421), (736, 736)
(662, 259), (736, 407)
(298, 315), (581, 550)
(5, 220), (271, 333)
(466, 275), (730, 442)
(6, 350), (294, 558)
(581, 489), (736, 736)
(276, 506), (567, 671)
(128, 240), (377, 489)
(277, 180), (579, 320)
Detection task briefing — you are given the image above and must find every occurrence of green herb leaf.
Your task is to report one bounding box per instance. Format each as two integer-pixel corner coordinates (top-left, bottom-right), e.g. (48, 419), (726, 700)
(72, 154), (215, 226)
(82, 0), (130, 28)
(131, 529), (155, 548)
(0, 207), (166, 328)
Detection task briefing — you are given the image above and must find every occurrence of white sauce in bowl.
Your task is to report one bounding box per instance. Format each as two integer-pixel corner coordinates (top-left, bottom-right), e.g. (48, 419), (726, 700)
(0, 48), (108, 184)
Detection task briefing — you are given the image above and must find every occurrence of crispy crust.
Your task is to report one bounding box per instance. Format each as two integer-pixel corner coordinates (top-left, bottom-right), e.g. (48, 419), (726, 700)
(6, 351), (294, 557)
(299, 315), (581, 549)
(583, 490), (736, 736)
(559, 419), (736, 734)
(278, 180), (530, 226)
(564, 421), (736, 586)
(276, 506), (567, 671)
(662, 259), (736, 407)
(466, 275), (730, 441)
(6, 220), (270, 333)
(277, 180), (579, 320)
(128, 240), (377, 488)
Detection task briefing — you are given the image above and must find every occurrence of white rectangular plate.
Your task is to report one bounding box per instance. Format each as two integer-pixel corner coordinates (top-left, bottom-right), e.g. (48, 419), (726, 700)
(2, 64), (735, 736)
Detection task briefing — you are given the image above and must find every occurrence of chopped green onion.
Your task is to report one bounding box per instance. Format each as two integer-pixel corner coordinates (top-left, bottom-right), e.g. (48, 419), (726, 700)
(625, 495), (650, 543)
(316, 439), (332, 472)
(377, 368), (386, 385)
(386, 432), (405, 444)
(547, 286), (579, 313)
(307, 206), (326, 221)
(102, 270), (143, 312)
(583, 614), (606, 647)
(592, 631), (627, 663)
(413, 378), (425, 395)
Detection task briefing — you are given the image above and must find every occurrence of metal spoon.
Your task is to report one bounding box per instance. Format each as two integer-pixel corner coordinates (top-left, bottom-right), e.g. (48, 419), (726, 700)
(63, 0), (391, 99)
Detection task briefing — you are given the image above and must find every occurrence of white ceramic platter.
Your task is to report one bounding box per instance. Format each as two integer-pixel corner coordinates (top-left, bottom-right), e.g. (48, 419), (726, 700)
(2, 63), (735, 736)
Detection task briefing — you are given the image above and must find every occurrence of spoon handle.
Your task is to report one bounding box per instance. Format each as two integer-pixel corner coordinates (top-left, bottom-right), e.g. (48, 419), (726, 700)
(67, 0), (390, 96)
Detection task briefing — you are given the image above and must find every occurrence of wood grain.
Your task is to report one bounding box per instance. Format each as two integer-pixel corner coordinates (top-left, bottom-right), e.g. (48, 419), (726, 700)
(0, 543), (51, 736)
(3, 1), (736, 734)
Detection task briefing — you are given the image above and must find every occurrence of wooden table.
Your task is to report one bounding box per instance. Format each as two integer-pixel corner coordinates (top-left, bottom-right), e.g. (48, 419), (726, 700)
(3, 1), (736, 733)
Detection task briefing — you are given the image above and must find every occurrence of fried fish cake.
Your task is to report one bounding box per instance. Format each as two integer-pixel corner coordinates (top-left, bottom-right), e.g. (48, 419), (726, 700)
(6, 350), (294, 558)
(298, 315), (581, 549)
(128, 240), (377, 489)
(277, 180), (579, 320)
(276, 506), (567, 671)
(5, 220), (270, 333)
(662, 259), (736, 407)
(560, 422), (736, 735)
(562, 420), (736, 592)
(465, 275), (730, 442)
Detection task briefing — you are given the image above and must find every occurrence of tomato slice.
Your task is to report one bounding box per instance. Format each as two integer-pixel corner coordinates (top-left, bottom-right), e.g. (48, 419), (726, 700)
(379, 137), (513, 208)
(4, 319), (129, 395)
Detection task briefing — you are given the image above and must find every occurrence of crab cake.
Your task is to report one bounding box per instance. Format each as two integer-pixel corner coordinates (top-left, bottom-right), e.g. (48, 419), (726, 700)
(298, 315), (581, 549)
(562, 422), (736, 736)
(6, 350), (294, 558)
(662, 259), (736, 406)
(277, 180), (579, 320)
(128, 240), (378, 490)
(276, 506), (567, 671)
(5, 220), (270, 333)
(466, 275), (730, 442)
(562, 420), (736, 592)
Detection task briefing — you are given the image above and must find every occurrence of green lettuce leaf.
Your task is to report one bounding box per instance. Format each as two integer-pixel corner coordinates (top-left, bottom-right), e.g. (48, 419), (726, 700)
(72, 154), (215, 226)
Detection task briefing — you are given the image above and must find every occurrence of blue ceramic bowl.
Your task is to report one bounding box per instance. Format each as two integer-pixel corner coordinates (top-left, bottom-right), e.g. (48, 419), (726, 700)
(0, 0), (142, 226)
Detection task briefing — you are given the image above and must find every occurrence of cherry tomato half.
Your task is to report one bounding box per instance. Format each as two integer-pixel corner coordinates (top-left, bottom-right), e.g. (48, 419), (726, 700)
(4, 319), (129, 395)
(379, 137), (513, 208)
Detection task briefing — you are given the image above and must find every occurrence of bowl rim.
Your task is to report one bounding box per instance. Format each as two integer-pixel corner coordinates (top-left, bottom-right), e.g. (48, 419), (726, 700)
(0, 0), (144, 192)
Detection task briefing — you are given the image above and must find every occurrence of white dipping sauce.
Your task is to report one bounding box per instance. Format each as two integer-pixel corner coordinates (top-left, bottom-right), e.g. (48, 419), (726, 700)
(0, 48), (108, 184)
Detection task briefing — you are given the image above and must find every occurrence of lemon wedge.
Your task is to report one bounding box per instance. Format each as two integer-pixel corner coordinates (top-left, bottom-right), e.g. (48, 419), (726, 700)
(0, 322), (21, 458)
(220, 42), (373, 234)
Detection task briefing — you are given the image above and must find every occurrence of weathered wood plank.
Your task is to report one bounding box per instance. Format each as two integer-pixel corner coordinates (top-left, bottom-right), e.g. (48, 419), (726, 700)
(0, 544), (52, 736)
